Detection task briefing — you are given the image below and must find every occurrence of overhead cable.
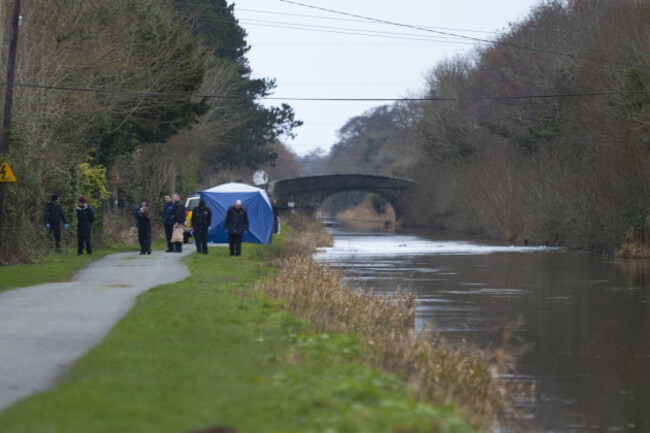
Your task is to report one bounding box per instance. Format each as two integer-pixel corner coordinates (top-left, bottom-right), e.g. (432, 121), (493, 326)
(166, 12), (481, 44)
(5, 81), (650, 102)
(161, 0), (497, 34)
(278, 0), (650, 70)
(234, 19), (478, 44)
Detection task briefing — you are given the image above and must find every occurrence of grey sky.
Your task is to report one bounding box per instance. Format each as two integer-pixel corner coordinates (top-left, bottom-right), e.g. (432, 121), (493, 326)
(232, 0), (543, 156)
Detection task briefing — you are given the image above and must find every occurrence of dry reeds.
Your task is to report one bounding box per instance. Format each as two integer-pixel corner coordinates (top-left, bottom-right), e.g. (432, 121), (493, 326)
(616, 227), (650, 258)
(256, 220), (531, 430)
(268, 217), (333, 262)
(616, 241), (650, 258)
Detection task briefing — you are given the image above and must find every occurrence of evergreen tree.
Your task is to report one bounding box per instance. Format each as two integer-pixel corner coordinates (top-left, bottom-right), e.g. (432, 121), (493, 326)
(171, 0), (301, 170)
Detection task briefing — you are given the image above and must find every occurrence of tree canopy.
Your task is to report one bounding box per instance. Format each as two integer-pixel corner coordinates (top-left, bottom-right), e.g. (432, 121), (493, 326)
(0, 0), (301, 263)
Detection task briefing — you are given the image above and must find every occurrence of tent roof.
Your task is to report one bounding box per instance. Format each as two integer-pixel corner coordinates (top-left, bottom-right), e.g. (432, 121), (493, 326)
(204, 182), (263, 193)
(202, 182), (271, 207)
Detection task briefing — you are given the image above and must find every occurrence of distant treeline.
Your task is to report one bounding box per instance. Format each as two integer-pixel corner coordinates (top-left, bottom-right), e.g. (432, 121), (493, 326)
(307, 0), (649, 250)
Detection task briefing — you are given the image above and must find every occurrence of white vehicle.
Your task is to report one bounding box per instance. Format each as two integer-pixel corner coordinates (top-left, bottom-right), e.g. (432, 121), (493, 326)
(183, 194), (201, 243)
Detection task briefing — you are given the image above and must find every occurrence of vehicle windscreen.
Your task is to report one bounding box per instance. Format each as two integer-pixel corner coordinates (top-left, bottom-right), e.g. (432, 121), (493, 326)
(187, 198), (200, 211)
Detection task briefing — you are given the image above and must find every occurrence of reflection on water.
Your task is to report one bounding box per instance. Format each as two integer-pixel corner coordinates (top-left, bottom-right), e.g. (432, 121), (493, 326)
(315, 221), (650, 433)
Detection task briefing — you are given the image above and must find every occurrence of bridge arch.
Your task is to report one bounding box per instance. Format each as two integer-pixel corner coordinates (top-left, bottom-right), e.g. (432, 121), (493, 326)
(269, 174), (415, 220)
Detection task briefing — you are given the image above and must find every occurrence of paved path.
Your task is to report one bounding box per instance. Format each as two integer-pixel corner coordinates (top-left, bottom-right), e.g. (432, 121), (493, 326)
(0, 249), (193, 411)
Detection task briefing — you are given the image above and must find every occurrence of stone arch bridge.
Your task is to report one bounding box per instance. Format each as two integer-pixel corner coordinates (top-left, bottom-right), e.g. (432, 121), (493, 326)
(269, 174), (416, 220)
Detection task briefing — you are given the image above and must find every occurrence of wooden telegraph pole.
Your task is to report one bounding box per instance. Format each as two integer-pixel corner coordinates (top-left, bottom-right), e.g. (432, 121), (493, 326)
(0, 0), (22, 236)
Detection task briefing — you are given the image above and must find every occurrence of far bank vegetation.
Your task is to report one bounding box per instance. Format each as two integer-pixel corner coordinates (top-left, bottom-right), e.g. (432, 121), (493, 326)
(305, 0), (650, 255)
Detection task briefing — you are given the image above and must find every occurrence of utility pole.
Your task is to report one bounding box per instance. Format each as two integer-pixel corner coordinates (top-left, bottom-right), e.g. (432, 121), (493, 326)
(0, 0), (22, 237)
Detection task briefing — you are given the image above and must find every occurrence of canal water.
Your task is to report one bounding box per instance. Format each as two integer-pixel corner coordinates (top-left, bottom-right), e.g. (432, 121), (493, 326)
(314, 221), (650, 433)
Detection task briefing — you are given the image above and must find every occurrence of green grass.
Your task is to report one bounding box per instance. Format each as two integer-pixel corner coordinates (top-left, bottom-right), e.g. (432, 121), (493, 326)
(0, 239), (165, 293)
(0, 233), (476, 433)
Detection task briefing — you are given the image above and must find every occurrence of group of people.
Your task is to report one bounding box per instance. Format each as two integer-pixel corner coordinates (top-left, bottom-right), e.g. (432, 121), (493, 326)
(46, 192), (251, 257)
(44, 195), (95, 255)
(138, 192), (191, 255)
(160, 193), (187, 253)
(152, 193), (250, 256)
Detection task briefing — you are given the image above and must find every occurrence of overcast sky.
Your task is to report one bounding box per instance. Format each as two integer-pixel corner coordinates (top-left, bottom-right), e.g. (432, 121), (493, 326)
(232, 0), (543, 156)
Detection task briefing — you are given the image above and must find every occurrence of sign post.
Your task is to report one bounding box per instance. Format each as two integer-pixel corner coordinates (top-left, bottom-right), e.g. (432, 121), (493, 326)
(0, 0), (22, 240)
(252, 170), (269, 189)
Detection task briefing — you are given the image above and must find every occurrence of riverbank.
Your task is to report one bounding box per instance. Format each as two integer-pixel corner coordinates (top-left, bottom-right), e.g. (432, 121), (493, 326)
(333, 196), (396, 225)
(260, 220), (530, 430)
(0, 223), (478, 433)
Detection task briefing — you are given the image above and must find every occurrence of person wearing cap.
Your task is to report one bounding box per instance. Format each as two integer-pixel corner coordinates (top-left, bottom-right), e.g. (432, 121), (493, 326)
(190, 199), (212, 254)
(134, 198), (152, 255)
(76, 195), (95, 255)
(44, 194), (68, 252)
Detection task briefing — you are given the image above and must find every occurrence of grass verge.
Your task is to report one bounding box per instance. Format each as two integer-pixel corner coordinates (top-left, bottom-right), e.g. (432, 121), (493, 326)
(0, 227), (475, 433)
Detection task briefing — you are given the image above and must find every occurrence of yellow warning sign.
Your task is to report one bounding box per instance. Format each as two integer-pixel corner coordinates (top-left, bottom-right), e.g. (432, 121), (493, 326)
(0, 160), (17, 182)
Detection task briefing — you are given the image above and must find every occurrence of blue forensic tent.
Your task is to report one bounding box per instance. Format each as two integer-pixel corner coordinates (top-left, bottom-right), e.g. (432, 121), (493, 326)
(201, 183), (274, 244)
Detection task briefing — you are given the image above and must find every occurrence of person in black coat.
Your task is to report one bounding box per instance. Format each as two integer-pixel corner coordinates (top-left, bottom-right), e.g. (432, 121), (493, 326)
(224, 199), (249, 256)
(134, 198), (152, 255)
(171, 193), (186, 253)
(162, 194), (175, 252)
(272, 199), (280, 235)
(190, 199), (212, 254)
(76, 195), (95, 255)
(44, 194), (68, 252)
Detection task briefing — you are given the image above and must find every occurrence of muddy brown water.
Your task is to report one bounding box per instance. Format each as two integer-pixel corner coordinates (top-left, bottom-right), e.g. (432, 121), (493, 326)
(314, 221), (650, 433)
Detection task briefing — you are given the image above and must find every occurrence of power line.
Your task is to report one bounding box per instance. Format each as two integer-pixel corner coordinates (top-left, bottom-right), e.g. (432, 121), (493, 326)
(165, 0), (650, 73)
(6, 81), (650, 102)
(239, 17), (475, 43)
(278, 0), (650, 71)
(161, 0), (498, 35)
(236, 19), (478, 45)
(167, 11), (482, 45)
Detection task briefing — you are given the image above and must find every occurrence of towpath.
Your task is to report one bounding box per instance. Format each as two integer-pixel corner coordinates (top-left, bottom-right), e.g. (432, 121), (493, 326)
(0, 249), (193, 411)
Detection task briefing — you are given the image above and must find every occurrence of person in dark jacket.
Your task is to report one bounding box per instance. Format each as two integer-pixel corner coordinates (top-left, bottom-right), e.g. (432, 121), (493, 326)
(76, 195), (95, 255)
(171, 193), (186, 253)
(44, 194), (68, 252)
(272, 199), (280, 235)
(190, 199), (212, 254)
(224, 199), (249, 257)
(162, 194), (175, 252)
(134, 199), (152, 255)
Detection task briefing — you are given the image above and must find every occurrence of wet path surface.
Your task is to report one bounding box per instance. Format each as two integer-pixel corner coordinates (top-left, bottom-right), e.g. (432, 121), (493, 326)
(0, 249), (193, 411)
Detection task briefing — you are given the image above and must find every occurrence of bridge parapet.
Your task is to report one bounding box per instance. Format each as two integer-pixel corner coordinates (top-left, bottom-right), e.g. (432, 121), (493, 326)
(270, 174), (415, 220)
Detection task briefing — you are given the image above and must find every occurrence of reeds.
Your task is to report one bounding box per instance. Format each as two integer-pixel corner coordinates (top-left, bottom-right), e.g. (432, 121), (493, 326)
(616, 226), (650, 258)
(256, 220), (531, 430)
(616, 241), (650, 258)
(267, 217), (334, 262)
